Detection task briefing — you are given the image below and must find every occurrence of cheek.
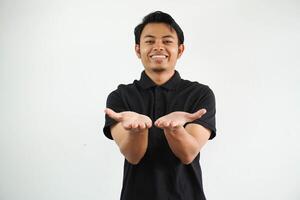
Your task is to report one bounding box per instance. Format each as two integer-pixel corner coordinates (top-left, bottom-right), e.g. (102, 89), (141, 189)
(140, 48), (149, 57)
(169, 49), (179, 58)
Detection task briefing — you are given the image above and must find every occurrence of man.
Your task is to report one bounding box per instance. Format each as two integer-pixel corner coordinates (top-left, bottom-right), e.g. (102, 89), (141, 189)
(103, 11), (216, 200)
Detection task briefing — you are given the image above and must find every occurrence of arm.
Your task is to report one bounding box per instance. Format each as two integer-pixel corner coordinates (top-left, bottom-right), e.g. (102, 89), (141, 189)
(111, 122), (148, 165)
(163, 124), (211, 165)
(155, 109), (210, 165)
(105, 108), (152, 165)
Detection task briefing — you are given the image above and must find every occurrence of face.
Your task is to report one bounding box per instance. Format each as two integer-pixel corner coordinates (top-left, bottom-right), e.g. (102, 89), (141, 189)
(135, 23), (184, 73)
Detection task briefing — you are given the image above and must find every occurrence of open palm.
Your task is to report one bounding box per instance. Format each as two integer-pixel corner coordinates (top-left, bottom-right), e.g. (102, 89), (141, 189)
(105, 108), (152, 132)
(154, 109), (207, 129)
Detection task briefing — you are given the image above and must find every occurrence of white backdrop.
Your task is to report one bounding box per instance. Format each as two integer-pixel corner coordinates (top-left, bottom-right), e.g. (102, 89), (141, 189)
(1, 0), (299, 199)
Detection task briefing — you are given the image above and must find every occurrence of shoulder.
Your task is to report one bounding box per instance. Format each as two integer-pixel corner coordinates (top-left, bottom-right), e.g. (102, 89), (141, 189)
(107, 81), (141, 99)
(178, 78), (214, 97)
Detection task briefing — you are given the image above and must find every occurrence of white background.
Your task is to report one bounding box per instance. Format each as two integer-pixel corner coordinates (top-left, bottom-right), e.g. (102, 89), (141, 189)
(1, 0), (300, 199)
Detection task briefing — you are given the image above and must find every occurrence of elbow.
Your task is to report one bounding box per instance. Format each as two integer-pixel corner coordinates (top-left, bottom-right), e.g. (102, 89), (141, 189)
(124, 152), (144, 165)
(120, 148), (144, 165)
(127, 158), (142, 165)
(180, 155), (195, 165)
(180, 151), (200, 165)
(181, 147), (204, 165)
(119, 142), (147, 165)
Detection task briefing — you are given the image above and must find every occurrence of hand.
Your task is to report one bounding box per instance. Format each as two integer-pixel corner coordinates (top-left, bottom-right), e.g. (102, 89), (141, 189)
(105, 108), (152, 133)
(154, 109), (207, 130)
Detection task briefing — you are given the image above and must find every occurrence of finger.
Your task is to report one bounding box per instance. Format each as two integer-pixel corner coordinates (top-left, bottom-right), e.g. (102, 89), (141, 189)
(189, 109), (207, 120)
(105, 108), (122, 121)
(157, 121), (164, 128)
(132, 123), (138, 129)
(136, 122), (142, 129)
(164, 121), (170, 127)
(170, 121), (178, 127)
(139, 123), (146, 129)
(145, 117), (153, 128)
(154, 120), (160, 127)
(146, 121), (152, 128)
(123, 122), (132, 130)
(155, 122), (161, 128)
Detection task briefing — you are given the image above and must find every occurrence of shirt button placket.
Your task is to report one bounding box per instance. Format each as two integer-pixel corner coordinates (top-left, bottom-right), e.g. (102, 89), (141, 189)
(155, 86), (164, 118)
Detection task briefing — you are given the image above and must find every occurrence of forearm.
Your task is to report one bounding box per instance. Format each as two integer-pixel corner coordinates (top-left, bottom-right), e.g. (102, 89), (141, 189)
(164, 126), (200, 165)
(111, 123), (148, 165)
(120, 130), (148, 164)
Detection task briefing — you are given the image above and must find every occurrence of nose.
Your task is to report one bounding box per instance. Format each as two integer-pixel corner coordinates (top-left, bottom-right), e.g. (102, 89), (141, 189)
(153, 41), (164, 51)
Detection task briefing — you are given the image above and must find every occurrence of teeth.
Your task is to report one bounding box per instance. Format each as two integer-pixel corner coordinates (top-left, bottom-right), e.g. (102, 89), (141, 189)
(151, 55), (167, 58)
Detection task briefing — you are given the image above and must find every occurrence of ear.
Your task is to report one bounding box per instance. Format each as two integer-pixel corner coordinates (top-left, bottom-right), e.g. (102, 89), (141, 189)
(177, 44), (185, 59)
(135, 44), (141, 58)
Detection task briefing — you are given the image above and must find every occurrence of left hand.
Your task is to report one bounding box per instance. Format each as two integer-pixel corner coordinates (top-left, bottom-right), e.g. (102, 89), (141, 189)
(154, 109), (207, 130)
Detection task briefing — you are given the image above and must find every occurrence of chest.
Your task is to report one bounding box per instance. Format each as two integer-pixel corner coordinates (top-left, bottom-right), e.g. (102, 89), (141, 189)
(121, 86), (199, 121)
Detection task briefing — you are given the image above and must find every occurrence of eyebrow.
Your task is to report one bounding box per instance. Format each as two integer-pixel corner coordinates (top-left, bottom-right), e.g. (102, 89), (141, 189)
(143, 34), (175, 39)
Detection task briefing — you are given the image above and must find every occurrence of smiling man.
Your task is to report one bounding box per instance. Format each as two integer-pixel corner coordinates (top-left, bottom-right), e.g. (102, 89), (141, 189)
(103, 11), (216, 200)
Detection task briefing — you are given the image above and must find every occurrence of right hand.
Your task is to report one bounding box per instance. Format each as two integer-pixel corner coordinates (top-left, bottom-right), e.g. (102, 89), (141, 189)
(105, 108), (152, 133)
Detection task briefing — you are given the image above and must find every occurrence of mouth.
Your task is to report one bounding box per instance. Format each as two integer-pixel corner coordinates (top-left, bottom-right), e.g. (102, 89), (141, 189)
(149, 54), (168, 59)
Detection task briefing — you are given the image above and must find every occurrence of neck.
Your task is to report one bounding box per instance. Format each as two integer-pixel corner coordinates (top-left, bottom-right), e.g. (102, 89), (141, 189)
(144, 69), (175, 86)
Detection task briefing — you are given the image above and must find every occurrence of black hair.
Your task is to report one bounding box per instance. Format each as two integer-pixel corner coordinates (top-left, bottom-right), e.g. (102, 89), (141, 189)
(134, 11), (184, 45)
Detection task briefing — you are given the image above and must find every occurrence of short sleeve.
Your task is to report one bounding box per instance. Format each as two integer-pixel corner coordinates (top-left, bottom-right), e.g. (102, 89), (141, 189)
(103, 90), (126, 140)
(184, 87), (217, 140)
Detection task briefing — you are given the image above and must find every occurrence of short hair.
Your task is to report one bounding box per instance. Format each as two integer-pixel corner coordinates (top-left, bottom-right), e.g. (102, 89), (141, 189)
(134, 11), (184, 45)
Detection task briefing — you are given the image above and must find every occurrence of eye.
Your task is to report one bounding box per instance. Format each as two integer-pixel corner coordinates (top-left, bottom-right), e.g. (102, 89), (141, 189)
(145, 40), (154, 44)
(163, 40), (173, 44)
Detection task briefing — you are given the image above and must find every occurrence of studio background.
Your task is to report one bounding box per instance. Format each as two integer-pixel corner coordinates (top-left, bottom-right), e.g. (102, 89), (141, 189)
(1, 0), (299, 199)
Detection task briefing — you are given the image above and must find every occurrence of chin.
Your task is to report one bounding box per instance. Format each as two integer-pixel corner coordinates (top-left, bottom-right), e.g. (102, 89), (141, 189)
(152, 68), (166, 73)
(149, 65), (168, 73)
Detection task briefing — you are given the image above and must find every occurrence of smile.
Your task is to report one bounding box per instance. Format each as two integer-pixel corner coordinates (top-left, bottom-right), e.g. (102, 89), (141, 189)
(150, 54), (168, 59)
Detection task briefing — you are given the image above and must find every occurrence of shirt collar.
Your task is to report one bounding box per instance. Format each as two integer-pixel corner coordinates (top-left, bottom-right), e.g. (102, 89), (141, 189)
(138, 70), (181, 90)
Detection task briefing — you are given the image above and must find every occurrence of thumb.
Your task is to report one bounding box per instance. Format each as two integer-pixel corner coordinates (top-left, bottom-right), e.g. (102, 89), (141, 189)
(104, 108), (122, 121)
(188, 108), (207, 120)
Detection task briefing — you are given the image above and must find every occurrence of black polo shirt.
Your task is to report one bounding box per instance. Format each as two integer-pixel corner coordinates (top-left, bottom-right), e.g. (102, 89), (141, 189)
(103, 70), (216, 200)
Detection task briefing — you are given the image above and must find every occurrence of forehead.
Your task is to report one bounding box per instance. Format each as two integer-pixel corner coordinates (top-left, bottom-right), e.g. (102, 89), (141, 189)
(141, 23), (177, 39)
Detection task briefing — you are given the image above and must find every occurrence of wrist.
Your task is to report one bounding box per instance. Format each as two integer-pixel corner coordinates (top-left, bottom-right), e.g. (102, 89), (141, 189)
(128, 128), (149, 135)
(164, 125), (185, 134)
